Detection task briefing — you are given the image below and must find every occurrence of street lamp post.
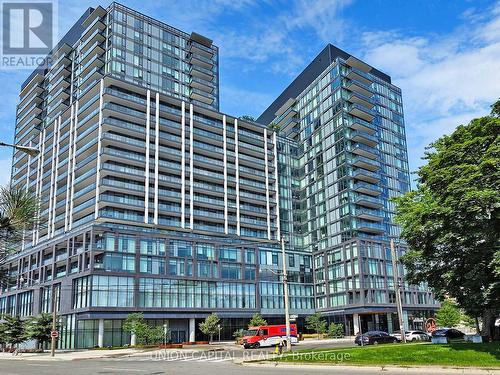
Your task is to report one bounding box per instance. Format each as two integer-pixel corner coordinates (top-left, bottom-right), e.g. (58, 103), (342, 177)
(280, 234), (292, 352)
(0, 141), (39, 157)
(390, 239), (406, 343)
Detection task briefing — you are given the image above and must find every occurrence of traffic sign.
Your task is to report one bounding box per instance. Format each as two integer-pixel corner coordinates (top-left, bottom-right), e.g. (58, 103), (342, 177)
(51, 330), (59, 338)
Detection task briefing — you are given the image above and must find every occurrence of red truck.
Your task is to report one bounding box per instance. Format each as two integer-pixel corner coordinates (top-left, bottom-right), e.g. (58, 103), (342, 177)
(241, 324), (298, 348)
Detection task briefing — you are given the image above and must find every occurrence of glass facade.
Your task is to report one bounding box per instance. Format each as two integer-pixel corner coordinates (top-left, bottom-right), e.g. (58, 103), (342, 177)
(1, 6), (437, 349)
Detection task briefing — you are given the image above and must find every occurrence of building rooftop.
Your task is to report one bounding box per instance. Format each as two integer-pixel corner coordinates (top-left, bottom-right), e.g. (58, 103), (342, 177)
(257, 44), (391, 125)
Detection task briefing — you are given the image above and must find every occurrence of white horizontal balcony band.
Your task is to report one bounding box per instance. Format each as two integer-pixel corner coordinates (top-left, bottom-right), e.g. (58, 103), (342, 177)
(181, 101), (186, 229)
(223, 114), (228, 234)
(235, 119), (240, 236)
(189, 103), (194, 230)
(273, 131), (281, 238)
(264, 128), (271, 240)
(94, 79), (104, 220)
(144, 89), (151, 224)
(154, 92), (160, 225)
(69, 100), (79, 230)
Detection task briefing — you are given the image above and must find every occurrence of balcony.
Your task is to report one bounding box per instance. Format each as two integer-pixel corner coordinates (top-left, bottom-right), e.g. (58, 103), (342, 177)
(348, 104), (375, 122)
(351, 155), (380, 171)
(354, 194), (383, 209)
(189, 64), (214, 81)
(190, 88), (215, 105)
(347, 90), (375, 109)
(188, 52), (214, 70)
(346, 116), (377, 135)
(345, 79), (372, 98)
(188, 40), (214, 58)
(355, 219), (384, 234)
(353, 181), (382, 196)
(189, 76), (213, 93)
(350, 169), (380, 184)
(19, 73), (43, 98)
(349, 142), (378, 160)
(80, 41), (105, 66)
(346, 128), (378, 146)
(346, 67), (373, 86)
(80, 55), (104, 77)
(354, 207), (384, 222)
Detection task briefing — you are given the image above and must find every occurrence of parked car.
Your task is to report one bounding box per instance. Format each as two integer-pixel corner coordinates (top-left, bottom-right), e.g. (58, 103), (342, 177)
(392, 330), (431, 342)
(355, 331), (399, 346)
(431, 328), (465, 341)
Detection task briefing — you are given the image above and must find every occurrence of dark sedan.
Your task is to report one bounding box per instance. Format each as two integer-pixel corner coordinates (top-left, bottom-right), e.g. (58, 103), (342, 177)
(431, 328), (465, 341)
(355, 331), (399, 346)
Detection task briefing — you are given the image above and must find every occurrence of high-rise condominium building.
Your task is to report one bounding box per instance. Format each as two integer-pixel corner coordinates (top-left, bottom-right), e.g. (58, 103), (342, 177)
(258, 45), (437, 334)
(1, 3), (436, 349)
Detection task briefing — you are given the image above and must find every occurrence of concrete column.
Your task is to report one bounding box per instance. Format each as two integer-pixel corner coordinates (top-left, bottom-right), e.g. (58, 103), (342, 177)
(189, 318), (196, 342)
(98, 319), (104, 348)
(387, 313), (394, 333)
(374, 313), (379, 330)
(353, 313), (360, 335)
(130, 333), (136, 346)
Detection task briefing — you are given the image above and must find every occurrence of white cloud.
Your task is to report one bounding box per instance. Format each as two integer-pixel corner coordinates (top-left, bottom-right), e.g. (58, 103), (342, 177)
(284, 0), (353, 42)
(356, 1), (500, 175)
(220, 85), (275, 118)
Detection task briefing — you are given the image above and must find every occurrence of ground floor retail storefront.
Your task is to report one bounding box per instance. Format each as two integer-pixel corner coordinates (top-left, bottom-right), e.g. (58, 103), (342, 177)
(57, 314), (309, 349)
(322, 309), (437, 336)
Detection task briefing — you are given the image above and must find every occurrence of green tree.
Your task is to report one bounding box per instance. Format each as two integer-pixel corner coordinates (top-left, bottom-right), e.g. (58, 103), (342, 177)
(233, 328), (244, 343)
(0, 186), (40, 244)
(327, 323), (344, 338)
(394, 100), (500, 338)
(305, 312), (327, 339)
(436, 300), (462, 328)
(248, 313), (267, 328)
(123, 313), (150, 345)
(267, 122), (280, 131)
(199, 313), (220, 342)
(24, 313), (55, 349)
(3, 315), (25, 347)
(0, 322), (8, 349)
(146, 325), (166, 345)
(239, 115), (256, 122)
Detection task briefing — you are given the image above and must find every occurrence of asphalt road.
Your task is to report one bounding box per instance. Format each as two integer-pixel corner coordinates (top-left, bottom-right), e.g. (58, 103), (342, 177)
(0, 358), (485, 375)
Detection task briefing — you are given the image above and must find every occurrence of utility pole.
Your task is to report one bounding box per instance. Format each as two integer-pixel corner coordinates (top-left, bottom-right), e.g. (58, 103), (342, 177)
(390, 239), (406, 343)
(50, 284), (57, 356)
(280, 234), (291, 351)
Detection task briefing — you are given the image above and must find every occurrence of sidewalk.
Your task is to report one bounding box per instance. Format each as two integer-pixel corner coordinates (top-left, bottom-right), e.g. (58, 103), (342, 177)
(0, 348), (156, 361)
(243, 361), (500, 374)
(0, 344), (230, 361)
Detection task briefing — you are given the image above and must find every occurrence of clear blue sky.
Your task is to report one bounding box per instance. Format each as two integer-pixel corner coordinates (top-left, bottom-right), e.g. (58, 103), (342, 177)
(1, 0), (499, 185)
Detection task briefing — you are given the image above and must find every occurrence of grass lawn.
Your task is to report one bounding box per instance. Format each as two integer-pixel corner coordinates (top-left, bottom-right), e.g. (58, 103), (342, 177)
(272, 342), (500, 367)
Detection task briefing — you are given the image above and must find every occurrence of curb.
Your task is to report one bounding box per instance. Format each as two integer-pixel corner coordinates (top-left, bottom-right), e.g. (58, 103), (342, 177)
(241, 361), (500, 374)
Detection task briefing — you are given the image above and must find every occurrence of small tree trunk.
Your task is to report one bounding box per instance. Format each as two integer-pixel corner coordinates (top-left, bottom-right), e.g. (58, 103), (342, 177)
(475, 316), (480, 335)
(480, 309), (495, 340)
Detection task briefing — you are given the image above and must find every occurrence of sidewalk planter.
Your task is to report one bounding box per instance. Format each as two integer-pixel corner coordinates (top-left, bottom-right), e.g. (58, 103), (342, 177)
(181, 341), (209, 345)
